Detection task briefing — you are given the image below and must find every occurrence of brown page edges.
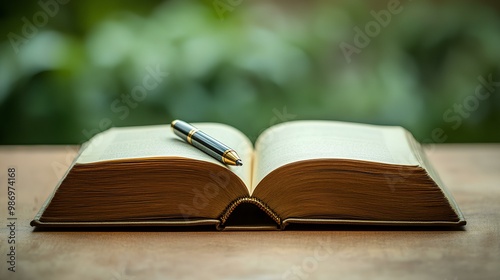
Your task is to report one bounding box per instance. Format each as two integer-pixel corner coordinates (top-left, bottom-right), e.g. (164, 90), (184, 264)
(219, 197), (281, 226)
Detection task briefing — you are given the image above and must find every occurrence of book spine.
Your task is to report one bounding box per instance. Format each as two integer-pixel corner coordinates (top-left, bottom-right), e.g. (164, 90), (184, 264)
(219, 197), (281, 226)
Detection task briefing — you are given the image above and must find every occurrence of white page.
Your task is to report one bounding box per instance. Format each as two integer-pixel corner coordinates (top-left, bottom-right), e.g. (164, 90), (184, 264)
(252, 121), (420, 189)
(76, 124), (253, 188)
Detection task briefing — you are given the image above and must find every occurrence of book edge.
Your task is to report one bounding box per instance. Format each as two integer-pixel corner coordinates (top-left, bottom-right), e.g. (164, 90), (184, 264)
(404, 130), (466, 222)
(281, 218), (467, 229)
(32, 145), (86, 223)
(30, 218), (221, 228)
(30, 217), (466, 230)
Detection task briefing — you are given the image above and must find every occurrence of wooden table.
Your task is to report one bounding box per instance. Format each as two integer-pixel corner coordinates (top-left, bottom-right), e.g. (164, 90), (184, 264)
(0, 144), (499, 280)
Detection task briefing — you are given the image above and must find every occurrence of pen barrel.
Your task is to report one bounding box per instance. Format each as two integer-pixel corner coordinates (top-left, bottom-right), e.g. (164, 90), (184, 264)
(171, 120), (194, 140)
(171, 120), (232, 163)
(191, 130), (230, 162)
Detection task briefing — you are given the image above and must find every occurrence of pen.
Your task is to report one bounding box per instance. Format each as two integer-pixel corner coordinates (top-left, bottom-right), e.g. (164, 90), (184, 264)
(171, 120), (243, 166)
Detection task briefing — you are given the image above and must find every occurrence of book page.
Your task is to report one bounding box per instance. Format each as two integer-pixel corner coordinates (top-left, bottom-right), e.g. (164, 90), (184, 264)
(76, 124), (254, 188)
(252, 120), (420, 191)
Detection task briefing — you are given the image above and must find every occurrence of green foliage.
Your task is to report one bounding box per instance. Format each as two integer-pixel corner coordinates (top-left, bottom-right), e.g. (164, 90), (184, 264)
(0, 0), (499, 144)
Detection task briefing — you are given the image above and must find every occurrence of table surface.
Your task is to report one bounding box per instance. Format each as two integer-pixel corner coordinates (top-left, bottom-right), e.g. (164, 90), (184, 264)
(0, 144), (499, 280)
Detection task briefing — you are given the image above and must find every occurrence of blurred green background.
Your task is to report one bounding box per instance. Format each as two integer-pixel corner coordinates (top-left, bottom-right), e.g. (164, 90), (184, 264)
(1, 0), (499, 144)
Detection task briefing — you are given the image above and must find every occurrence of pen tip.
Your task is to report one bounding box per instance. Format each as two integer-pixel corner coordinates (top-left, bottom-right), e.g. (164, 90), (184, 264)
(236, 159), (243, 166)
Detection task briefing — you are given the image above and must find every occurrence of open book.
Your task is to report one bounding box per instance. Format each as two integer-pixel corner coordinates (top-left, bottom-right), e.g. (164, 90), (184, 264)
(31, 121), (466, 230)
